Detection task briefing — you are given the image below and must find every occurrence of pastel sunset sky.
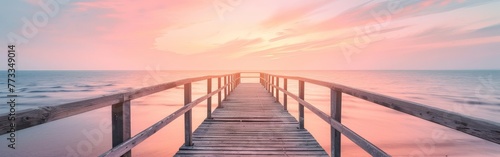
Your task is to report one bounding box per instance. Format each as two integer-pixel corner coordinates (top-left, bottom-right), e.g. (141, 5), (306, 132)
(1, 0), (500, 70)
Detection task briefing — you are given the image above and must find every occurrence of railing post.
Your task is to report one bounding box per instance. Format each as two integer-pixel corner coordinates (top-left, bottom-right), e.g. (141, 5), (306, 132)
(260, 73), (263, 85)
(262, 74), (267, 90)
(228, 75), (231, 94)
(224, 75), (227, 100)
(268, 75), (271, 92)
(112, 97), (131, 157)
(207, 78), (212, 119)
(271, 76), (274, 96)
(284, 78), (287, 111)
(184, 83), (192, 146)
(232, 74), (234, 90)
(267, 74), (270, 92)
(331, 88), (342, 157)
(264, 74), (267, 90)
(218, 77), (222, 108)
(276, 77), (279, 102)
(298, 80), (304, 129)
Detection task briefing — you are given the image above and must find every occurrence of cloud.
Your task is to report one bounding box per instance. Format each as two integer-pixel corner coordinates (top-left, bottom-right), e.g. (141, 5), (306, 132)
(201, 38), (264, 58)
(260, 0), (332, 28)
(203, 0), (500, 64)
(2, 0), (499, 70)
(355, 22), (500, 55)
(469, 23), (500, 38)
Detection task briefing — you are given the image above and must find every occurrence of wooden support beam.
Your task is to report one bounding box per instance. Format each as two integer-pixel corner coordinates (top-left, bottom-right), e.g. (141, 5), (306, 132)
(299, 80), (305, 129)
(218, 77), (222, 108)
(232, 75), (234, 91)
(284, 78), (288, 111)
(271, 76), (275, 96)
(237, 73), (240, 85)
(207, 79), (212, 119)
(264, 74), (268, 91)
(268, 75), (271, 92)
(331, 89), (342, 157)
(229, 75), (232, 94)
(112, 99), (131, 157)
(224, 76), (227, 100)
(276, 77), (279, 102)
(265, 74), (268, 91)
(184, 83), (193, 146)
(260, 73), (263, 85)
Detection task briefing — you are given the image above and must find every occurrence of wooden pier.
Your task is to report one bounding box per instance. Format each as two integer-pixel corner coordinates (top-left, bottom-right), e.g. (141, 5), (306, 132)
(175, 83), (328, 156)
(1, 72), (499, 157)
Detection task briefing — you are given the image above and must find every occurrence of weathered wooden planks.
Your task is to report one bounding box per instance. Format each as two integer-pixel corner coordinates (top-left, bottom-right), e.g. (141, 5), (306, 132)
(175, 83), (328, 156)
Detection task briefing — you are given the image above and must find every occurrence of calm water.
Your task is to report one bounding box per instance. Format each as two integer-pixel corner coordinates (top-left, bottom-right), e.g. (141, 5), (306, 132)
(1, 70), (499, 157)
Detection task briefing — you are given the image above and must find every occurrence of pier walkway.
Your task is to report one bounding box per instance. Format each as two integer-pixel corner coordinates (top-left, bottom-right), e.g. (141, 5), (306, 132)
(1, 72), (499, 157)
(175, 83), (328, 156)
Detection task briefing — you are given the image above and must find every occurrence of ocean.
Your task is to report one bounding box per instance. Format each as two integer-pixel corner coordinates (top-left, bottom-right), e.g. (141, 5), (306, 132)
(1, 70), (499, 157)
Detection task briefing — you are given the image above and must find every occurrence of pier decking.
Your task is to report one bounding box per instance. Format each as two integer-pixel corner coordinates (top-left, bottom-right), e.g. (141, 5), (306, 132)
(175, 83), (328, 156)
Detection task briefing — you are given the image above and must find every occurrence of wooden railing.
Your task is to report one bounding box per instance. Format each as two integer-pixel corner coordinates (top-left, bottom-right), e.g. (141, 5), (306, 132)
(0, 73), (242, 157)
(1, 72), (499, 157)
(260, 72), (500, 157)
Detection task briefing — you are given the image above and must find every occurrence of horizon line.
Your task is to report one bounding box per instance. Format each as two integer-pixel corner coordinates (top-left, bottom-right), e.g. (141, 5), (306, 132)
(6, 69), (500, 71)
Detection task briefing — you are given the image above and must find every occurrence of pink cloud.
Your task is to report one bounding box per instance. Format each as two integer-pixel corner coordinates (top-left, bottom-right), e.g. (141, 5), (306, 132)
(260, 0), (332, 28)
(67, 0), (213, 46)
(9, 0), (500, 70)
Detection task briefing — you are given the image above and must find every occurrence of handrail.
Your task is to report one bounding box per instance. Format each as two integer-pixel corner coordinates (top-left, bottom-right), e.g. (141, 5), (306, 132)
(0, 73), (238, 134)
(100, 73), (240, 156)
(273, 83), (389, 156)
(100, 80), (232, 157)
(260, 72), (500, 157)
(2, 71), (497, 157)
(0, 72), (242, 157)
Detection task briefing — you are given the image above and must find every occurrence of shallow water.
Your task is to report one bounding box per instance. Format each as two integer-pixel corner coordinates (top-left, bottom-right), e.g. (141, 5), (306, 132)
(1, 70), (499, 156)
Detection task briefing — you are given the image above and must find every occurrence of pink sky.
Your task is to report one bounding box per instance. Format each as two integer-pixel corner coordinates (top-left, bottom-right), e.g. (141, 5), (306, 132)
(2, 0), (500, 70)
